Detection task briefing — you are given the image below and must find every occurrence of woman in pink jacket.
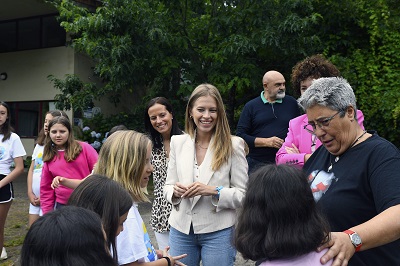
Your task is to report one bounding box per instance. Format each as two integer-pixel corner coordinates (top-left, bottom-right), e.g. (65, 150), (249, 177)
(276, 55), (364, 168)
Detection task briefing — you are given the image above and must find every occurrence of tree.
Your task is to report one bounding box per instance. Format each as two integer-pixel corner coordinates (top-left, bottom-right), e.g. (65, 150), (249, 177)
(49, 0), (400, 146)
(48, 0), (320, 129)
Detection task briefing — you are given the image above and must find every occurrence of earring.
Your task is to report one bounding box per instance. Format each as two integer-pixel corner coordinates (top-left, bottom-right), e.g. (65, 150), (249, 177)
(190, 115), (192, 119)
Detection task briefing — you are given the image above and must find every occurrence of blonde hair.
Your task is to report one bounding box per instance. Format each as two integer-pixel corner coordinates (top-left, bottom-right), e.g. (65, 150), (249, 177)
(185, 83), (232, 171)
(93, 130), (152, 203)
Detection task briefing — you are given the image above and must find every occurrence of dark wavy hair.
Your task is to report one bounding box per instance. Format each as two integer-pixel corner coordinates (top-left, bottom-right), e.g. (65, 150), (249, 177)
(144, 97), (182, 149)
(291, 54), (340, 97)
(0, 101), (13, 141)
(235, 164), (330, 262)
(69, 174), (132, 263)
(21, 206), (117, 266)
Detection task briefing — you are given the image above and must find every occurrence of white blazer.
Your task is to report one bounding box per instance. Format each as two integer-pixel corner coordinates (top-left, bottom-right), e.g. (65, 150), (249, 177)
(164, 134), (248, 235)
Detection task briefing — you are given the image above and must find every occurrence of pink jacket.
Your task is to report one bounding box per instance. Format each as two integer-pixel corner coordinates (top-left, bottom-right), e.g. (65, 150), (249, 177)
(276, 110), (364, 168)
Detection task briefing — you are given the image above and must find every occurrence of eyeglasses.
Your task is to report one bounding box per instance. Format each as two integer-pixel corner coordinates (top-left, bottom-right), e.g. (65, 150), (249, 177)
(304, 111), (341, 134)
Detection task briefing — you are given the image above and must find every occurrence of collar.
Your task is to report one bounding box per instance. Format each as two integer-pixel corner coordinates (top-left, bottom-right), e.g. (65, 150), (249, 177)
(260, 91), (283, 104)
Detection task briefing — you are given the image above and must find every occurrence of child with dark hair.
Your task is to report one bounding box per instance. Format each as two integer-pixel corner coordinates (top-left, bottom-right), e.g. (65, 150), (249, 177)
(145, 97), (183, 249)
(68, 174), (132, 263)
(235, 164), (332, 266)
(0, 101), (26, 260)
(21, 206), (116, 266)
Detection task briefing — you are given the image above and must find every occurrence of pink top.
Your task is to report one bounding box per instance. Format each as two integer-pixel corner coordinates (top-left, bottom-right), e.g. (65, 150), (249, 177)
(276, 110), (365, 168)
(40, 142), (98, 214)
(259, 249), (332, 266)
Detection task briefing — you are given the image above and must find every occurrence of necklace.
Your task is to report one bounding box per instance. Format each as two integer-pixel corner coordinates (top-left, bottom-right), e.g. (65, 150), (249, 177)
(327, 130), (367, 172)
(196, 141), (209, 149)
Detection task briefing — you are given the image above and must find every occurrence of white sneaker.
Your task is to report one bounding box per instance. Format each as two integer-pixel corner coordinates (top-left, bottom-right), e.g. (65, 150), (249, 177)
(1, 247), (7, 260)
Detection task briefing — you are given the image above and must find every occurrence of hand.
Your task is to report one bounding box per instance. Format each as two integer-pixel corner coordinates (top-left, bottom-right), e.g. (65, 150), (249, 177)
(173, 182), (188, 198)
(51, 176), (65, 189)
(318, 232), (355, 266)
(285, 143), (300, 154)
(266, 137), (284, 149)
(28, 191), (40, 206)
(161, 246), (187, 266)
(181, 182), (215, 198)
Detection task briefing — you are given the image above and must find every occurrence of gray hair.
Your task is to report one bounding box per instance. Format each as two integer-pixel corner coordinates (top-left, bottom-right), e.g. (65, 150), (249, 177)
(298, 77), (358, 115)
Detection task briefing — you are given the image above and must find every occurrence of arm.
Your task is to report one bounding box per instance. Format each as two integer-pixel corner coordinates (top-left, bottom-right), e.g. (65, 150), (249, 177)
(276, 118), (308, 167)
(27, 160), (39, 206)
(215, 137), (248, 211)
(163, 137), (185, 205)
(40, 162), (56, 215)
(51, 176), (85, 189)
(122, 246), (186, 266)
(319, 205), (400, 266)
(254, 136), (284, 148)
(0, 156), (24, 188)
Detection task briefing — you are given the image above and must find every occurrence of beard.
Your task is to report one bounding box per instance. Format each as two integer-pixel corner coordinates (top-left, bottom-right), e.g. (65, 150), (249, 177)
(276, 91), (286, 99)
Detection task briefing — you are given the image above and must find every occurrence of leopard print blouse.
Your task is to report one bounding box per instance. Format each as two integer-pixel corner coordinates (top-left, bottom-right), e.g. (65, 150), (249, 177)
(151, 144), (172, 233)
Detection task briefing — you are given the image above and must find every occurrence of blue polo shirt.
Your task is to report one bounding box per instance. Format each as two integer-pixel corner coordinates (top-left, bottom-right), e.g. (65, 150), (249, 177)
(236, 92), (300, 163)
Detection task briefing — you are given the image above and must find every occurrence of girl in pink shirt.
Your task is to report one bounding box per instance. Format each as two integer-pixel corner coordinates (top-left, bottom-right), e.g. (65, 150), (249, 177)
(40, 116), (98, 214)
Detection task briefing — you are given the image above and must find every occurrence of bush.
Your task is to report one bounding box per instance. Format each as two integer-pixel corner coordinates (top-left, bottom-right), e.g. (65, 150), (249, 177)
(77, 111), (146, 151)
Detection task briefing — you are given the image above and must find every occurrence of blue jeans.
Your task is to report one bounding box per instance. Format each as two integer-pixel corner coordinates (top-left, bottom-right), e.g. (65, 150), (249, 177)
(169, 226), (236, 266)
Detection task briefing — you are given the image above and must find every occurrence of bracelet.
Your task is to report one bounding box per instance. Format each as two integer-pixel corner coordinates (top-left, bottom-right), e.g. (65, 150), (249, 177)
(163, 256), (171, 266)
(215, 186), (223, 199)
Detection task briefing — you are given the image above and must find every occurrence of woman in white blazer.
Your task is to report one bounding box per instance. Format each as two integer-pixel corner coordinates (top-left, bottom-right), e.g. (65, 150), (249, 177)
(164, 84), (248, 266)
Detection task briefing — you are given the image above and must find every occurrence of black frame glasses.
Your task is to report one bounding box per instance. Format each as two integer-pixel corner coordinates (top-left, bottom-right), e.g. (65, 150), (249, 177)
(304, 111), (341, 134)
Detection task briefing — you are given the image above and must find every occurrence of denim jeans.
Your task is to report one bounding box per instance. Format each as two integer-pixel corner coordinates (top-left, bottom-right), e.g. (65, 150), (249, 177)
(169, 226), (236, 266)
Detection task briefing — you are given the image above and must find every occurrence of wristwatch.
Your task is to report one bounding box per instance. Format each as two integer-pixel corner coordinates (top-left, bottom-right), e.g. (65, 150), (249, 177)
(343, 229), (362, 252)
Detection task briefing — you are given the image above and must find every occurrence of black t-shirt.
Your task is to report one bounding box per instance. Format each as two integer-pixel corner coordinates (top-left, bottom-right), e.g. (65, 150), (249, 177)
(304, 133), (400, 265)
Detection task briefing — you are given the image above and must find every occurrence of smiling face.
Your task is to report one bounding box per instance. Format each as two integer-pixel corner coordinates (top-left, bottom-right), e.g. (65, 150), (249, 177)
(140, 144), (153, 188)
(49, 123), (69, 149)
(189, 95), (218, 136)
(44, 113), (54, 136)
(0, 105), (8, 127)
(147, 103), (173, 137)
(306, 105), (356, 156)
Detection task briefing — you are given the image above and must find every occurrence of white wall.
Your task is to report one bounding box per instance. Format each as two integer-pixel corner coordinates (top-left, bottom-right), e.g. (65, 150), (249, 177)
(0, 46), (75, 101)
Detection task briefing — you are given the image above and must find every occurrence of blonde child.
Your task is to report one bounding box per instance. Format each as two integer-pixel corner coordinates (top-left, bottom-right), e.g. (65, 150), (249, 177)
(52, 130), (187, 265)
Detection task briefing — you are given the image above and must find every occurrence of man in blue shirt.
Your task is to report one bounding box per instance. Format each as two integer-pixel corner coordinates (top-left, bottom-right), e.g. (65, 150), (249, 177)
(237, 70), (300, 174)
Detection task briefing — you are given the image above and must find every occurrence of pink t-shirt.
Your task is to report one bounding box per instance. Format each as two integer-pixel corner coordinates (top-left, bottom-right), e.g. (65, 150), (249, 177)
(40, 142), (98, 214)
(259, 249), (332, 266)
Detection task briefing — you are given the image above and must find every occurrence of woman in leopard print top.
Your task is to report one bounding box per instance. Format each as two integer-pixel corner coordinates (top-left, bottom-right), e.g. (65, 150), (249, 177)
(145, 97), (183, 249)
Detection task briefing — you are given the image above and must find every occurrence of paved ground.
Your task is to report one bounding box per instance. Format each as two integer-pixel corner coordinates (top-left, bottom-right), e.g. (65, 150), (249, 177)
(1, 171), (254, 266)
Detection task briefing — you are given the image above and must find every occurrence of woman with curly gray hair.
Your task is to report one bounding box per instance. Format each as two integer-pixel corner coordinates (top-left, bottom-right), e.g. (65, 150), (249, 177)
(300, 77), (400, 266)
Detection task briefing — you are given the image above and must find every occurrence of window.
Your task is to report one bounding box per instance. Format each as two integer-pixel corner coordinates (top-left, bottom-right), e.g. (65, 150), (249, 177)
(8, 101), (54, 138)
(0, 14), (65, 53)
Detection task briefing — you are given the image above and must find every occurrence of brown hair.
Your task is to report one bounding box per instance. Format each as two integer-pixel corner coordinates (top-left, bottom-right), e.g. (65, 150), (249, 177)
(43, 116), (82, 162)
(291, 54), (340, 97)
